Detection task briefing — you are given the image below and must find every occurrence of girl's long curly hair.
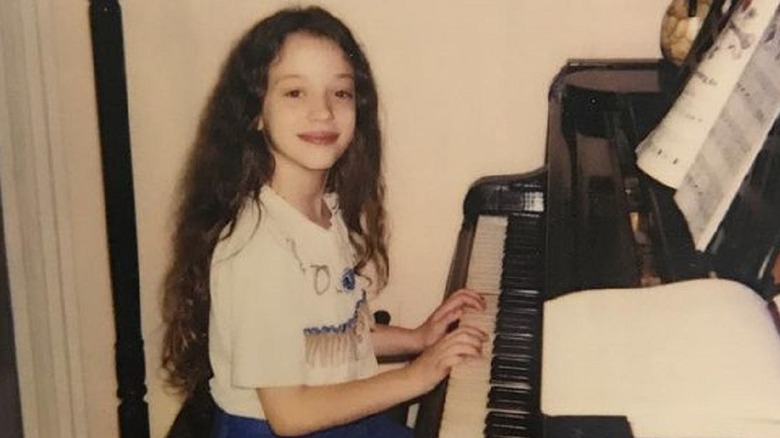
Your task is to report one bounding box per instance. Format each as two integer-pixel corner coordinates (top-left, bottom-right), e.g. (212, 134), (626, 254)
(161, 6), (388, 397)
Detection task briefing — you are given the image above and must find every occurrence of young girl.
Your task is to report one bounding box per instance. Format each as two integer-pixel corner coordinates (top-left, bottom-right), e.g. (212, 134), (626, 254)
(162, 6), (486, 437)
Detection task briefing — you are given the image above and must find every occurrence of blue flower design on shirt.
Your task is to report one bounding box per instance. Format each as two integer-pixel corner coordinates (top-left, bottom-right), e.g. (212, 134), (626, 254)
(341, 268), (356, 292)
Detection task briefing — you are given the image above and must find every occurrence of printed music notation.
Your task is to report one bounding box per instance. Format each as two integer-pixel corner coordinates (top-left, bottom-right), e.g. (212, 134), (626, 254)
(635, 0), (780, 251)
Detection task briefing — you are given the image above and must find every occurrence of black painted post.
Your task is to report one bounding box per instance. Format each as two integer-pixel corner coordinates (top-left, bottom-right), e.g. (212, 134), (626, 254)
(87, 1), (150, 436)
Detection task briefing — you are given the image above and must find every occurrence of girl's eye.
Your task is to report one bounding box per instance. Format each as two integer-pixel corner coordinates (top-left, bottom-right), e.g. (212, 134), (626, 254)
(335, 90), (354, 99)
(284, 89), (302, 98)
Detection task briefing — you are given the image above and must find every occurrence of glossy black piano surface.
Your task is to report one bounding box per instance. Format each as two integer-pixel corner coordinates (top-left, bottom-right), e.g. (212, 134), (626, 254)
(546, 59), (780, 300)
(415, 59), (780, 438)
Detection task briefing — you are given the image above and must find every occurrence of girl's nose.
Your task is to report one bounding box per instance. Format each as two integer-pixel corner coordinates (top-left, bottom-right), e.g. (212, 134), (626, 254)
(308, 95), (334, 120)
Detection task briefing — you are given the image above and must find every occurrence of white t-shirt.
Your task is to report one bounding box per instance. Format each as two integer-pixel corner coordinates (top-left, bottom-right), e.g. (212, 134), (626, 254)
(208, 185), (378, 419)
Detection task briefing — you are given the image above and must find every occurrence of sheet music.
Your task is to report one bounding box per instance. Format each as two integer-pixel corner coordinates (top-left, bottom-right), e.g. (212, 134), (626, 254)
(636, 0), (780, 188)
(676, 8), (780, 251)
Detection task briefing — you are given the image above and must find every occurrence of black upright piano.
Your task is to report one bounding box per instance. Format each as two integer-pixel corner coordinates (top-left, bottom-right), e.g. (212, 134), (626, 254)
(413, 58), (780, 438)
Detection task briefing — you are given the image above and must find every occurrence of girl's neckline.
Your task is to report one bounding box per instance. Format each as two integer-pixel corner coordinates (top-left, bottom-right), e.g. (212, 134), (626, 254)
(260, 185), (337, 232)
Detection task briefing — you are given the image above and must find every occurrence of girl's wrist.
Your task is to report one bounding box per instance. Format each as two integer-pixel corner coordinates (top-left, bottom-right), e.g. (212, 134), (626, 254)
(411, 326), (427, 352)
(402, 357), (435, 395)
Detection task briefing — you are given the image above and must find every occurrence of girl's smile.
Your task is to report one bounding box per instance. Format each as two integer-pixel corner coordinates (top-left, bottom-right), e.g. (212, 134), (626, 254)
(297, 130), (341, 145)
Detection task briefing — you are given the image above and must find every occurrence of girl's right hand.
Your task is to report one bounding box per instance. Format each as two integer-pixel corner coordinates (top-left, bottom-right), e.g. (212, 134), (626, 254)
(406, 325), (487, 393)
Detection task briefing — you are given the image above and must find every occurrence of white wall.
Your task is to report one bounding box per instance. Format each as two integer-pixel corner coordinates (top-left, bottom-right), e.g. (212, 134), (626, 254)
(17, 1), (670, 436)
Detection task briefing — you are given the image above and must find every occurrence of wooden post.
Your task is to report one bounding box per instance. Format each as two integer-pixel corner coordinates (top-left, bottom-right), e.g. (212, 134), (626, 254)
(87, 1), (150, 436)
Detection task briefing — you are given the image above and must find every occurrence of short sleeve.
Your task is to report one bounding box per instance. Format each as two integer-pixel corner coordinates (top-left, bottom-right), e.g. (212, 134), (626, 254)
(217, 224), (309, 389)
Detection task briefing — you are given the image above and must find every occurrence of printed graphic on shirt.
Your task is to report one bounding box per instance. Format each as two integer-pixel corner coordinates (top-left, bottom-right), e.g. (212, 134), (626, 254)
(303, 292), (373, 367)
(340, 268), (356, 293)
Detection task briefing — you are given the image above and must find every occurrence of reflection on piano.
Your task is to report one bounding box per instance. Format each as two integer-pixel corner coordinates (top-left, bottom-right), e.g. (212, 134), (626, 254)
(414, 59), (780, 438)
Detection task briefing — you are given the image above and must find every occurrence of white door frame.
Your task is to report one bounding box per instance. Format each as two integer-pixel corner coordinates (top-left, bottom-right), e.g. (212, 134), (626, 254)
(0, 0), (88, 436)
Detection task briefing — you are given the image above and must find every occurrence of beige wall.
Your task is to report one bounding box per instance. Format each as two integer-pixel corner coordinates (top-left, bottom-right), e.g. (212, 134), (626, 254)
(37, 1), (669, 436)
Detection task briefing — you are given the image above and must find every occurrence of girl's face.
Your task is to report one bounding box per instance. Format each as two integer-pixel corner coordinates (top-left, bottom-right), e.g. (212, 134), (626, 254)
(260, 32), (356, 181)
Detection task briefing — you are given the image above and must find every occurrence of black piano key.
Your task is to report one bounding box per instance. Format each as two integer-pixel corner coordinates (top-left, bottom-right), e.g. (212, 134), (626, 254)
(492, 347), (534, 359)
(502, 288), (540, 299)
(492, 355), (533, 368)
(501, 274), (543, 286)
(487, 399), (530, 412)
(501, 271), (543, 284)
(493, 336), (533, 353)
(497, 307), (537, 319)
(497, 305), (539, 317)
(488, 386), (532, 401)
(501, 273), (539, 283)
(485, 412), (543, 438)
(497, 301), (538, 313)
(499, 291), (539, 301)
(496, 313), (539, 325)
(496, 308), (539, 321)
(493, 344), (534, 359)
(490, 360), (533, 380)
(501, 270), (543, 284)
(502, 279), (543, 290)
(491, 356), (533, 370)
(493, 329), (534, 339)
(494, 332), (534, 345)
(497, 311), (537, 320)
(497, 306), (539, 318)
(491, 364), (532, 386)
(502, 268), (542, 278)
(495, 319), (536, 334)
(500, 290), (539, 302)
(485, 411), (531, 430)
(490, 371), (531, 386)
(487, 386), (533, 411)
(495, 317), (537, 331)
(493, 350), (536, 367)
(494, 342), (537, 357)
(491, 356), (533, 369)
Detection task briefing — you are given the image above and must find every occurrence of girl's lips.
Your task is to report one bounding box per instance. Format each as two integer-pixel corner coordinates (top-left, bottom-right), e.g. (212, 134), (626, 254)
(298, 131), (339, 145)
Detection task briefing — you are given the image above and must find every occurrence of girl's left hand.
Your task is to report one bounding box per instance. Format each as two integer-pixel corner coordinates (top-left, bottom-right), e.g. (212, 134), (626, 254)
(414, 288), (485, 351)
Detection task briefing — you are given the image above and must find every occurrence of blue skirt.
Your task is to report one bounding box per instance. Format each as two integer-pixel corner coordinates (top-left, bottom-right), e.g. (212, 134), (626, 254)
(211, 407), (413, 438)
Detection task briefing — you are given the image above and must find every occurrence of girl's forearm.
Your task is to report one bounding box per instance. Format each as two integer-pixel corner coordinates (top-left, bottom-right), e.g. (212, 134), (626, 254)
(257, 366), (425, 436)
(370, 324), (424, 357)
(259, 324), (486, 436)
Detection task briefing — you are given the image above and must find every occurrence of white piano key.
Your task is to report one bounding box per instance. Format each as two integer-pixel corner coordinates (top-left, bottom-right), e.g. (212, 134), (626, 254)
(465, 215), (507, 294)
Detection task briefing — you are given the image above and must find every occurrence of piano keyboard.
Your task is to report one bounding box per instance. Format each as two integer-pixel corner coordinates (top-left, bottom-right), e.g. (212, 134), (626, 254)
(438, 213), (545, 438)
